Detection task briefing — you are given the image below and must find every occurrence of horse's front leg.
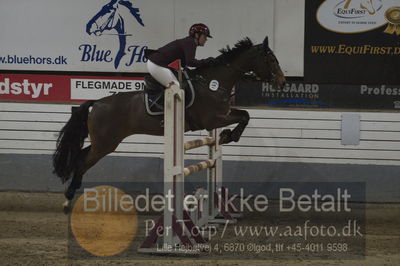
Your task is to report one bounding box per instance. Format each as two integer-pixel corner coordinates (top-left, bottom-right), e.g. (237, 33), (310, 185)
(207, 109), (250, 144)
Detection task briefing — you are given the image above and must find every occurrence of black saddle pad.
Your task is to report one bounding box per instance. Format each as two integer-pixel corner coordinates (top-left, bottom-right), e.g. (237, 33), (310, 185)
(144, 71), (195, 115)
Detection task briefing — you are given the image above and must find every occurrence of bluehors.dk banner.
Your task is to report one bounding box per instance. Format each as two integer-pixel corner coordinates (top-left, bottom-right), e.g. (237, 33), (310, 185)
(0, 0), (160, 73)
(0, 0), (275, 73)
(304, 0), (400, 85)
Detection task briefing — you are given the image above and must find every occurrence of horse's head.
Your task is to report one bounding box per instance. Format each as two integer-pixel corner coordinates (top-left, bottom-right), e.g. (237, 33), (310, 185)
(86, 0), (119, 36)
(249, 36), (286, 89)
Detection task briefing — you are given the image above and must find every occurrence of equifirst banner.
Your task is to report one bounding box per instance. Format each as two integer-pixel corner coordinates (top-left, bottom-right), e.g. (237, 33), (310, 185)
(0, 74), (144, 103)
(304, 0), (400, 84)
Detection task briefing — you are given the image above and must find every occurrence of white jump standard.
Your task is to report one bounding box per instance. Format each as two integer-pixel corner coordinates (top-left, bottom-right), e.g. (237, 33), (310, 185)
(138, 83), (236, 255)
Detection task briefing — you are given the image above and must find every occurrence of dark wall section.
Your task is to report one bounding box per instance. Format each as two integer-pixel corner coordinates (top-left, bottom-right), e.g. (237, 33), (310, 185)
(235, 77), (400, 110)
(0, 154), (399, 202)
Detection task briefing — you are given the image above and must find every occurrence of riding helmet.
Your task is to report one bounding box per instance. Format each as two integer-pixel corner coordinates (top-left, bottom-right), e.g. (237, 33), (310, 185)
(189, 23), (212, 38)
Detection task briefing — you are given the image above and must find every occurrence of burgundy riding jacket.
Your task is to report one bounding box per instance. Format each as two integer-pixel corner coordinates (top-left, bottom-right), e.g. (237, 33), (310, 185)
(148, 36), (210, 68)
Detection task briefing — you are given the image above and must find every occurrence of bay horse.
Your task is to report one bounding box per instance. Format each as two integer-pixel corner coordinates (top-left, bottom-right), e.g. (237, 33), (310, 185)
(53, 36), (286, 213)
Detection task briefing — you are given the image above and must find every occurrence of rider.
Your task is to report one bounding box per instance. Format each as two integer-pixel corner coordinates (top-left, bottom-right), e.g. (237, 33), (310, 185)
(146, 23), (214, 88)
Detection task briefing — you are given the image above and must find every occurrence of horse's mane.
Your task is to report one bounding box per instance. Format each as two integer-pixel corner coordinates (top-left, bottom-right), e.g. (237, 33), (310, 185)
(216, 37), (253, 63)
(195, 37), (254, 71)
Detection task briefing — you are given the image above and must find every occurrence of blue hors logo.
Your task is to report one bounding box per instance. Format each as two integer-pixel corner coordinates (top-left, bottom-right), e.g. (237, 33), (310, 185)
(79, 0), (146, 69)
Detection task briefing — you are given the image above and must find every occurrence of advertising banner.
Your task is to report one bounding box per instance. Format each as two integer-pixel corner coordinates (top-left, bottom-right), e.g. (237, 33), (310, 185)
(235, 78), (400, 110)
(304, 0), (400, 84)
(0, 74), (144, 103)
(0, 0), (274, 73)
(0, 0), (171, 73)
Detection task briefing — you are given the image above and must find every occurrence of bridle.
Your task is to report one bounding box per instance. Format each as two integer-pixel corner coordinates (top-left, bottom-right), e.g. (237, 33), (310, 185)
(224, 47), (277, 81)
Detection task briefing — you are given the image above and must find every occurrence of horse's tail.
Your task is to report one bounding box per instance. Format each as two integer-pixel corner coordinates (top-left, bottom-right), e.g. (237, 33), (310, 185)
(53, 100), (96, 183)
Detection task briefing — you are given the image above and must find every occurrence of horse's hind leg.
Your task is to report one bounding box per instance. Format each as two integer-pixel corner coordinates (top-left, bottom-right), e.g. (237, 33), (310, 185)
(64, 146), (90, 200)
(63, 146), (90, 213)
(63, 140), (121, 213)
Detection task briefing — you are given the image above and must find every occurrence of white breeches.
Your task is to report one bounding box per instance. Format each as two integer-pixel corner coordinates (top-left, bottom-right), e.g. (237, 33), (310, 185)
(147, 60), (180, 88)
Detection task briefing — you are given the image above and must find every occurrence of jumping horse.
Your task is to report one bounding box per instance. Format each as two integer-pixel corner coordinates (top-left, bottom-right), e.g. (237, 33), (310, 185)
(53, 36), (286, 212)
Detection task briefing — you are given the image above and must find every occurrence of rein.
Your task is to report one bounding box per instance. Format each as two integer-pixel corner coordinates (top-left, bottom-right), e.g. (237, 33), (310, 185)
(225, 62), (266, 81)
(225, 63), (248, 75)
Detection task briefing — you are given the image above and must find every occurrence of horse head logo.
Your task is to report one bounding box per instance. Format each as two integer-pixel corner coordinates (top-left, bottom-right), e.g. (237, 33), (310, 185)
(343, 0), (377, 15)
(86, 0), (144, 69)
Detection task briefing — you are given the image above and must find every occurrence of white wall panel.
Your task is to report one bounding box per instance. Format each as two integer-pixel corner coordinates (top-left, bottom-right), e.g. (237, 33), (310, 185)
(174, 0), (275, 59)
(1, 103), (399, 166)
(273, 0), (305, 76)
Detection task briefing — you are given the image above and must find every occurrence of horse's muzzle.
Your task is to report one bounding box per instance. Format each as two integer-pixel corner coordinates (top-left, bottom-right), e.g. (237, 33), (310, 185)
(273, 75), (286, 90)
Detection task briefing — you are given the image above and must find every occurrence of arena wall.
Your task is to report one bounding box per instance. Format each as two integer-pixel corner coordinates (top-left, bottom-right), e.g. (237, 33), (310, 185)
(0, 0), (398, 202)
(0, 103), (398, 202)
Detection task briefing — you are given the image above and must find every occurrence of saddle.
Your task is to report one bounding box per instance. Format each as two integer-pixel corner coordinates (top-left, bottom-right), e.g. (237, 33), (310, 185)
(144, 69), (196, 116)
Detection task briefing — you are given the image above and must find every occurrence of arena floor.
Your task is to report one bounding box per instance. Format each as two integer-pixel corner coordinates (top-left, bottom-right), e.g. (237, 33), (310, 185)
(0, 191), (399, 266)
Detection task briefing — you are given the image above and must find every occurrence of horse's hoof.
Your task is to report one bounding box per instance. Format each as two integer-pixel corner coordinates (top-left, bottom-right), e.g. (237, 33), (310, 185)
(219, 136), (229, 145)
(219, 129), (231, 144)
(230, 131), (241, 143)
(63, 200), (71, 215)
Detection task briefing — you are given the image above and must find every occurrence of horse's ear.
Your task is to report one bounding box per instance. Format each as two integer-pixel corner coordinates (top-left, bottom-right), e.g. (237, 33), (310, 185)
(263, 36), (269, 50)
